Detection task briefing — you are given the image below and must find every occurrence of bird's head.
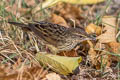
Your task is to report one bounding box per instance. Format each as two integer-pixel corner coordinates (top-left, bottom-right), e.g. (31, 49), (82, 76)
(69, 27), (96, 42)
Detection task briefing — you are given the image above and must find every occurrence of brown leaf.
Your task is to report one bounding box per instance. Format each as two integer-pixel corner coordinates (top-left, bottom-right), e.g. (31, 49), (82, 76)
(58, 49), (78, 57)
(44, 73), (61, 80)
(88, 40), (111, 69)
(95, 16), (119, 63)
(0, 65), (48, 80)
(88, 47), (97, 66)
(107, 42), (120, 61)
(88, 48), (111, 69)
(24, 0), (36, 6)
(85, 23), (102, 35)
(95, 42), (105, 50)
(108, 42), (120, 54)
(53, 3), (84, 26)
(97, 16), (116, 43)
(97, 51), (111, 69)
(50, 14), (69, 27)
(87, 40), (97, 66)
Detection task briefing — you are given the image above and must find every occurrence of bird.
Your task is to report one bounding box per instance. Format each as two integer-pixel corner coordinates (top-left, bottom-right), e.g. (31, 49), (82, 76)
(8, 21), (96, 54)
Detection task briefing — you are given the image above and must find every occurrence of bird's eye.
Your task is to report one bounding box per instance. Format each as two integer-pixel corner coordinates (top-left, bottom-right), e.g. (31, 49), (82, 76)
(35, 24), (39, 27)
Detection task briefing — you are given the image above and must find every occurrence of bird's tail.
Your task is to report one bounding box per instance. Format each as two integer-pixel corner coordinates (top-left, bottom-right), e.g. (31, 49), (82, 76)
(8, 22), (28, 28)
(8, 21), (31, 31)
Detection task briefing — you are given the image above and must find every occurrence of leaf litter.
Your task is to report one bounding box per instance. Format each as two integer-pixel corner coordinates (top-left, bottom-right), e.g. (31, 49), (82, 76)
(0, 0), (120, 80)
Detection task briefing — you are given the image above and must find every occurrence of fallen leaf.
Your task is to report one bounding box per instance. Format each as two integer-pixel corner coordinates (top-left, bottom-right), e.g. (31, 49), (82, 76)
(97, 51), (111, 69)
(107, 42), (120, 61)
(95, 42), (106, 50)
(97, 16), (116, 43)
(39, 0), (105, 10)
(88, 45), (111, 69)
(33, 2), (83, 26)
(62, 0), (105, 4)
(0, 65), (47, 80)
(88, 47), (97, 66)
(95, 16), (119, 64)
(35, 53), (82, 75)
(88, 40), (110, 69)
(85, 23), (102, 35)
(108, 42), (120, 54)
(58, 49), (78, 57)
(87, 40), (97, 66)
(45, 73), (61, 80)
(24, 0), (36, 6)
(55, 3), (84, 26)
(50, 14), (69, 27)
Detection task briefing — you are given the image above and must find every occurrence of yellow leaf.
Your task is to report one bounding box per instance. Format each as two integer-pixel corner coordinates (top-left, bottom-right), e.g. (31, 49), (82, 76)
(62, 0), (105, 4)
(43, 0), (105, 8)
(32, 0), (105, 14)
(35, 53), (82, 75)
(42, 0), (60, 9)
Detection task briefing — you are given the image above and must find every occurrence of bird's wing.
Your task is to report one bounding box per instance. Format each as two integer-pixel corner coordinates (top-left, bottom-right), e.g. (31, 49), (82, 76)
(8, 21), (70, 47)
(28, 21), (69, 47)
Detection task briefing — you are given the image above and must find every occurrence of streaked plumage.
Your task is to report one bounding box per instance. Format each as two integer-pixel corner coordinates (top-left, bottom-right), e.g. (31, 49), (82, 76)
(8, 21), (95, 53)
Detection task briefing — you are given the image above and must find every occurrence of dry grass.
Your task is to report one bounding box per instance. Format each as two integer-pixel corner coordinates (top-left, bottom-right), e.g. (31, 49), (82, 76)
(0, 0), (120, 80)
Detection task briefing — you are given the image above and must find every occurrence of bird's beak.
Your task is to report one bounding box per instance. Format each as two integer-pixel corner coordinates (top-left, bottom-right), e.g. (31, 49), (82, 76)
(81, 35), (96, 42)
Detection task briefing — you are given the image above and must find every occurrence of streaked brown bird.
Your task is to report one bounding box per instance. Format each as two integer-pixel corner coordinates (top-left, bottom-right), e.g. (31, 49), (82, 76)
(8, 21), (95, 54)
